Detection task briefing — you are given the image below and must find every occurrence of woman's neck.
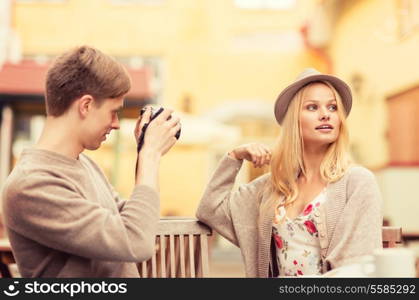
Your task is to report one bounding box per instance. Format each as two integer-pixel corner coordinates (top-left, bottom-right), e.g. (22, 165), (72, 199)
(300, 144), (329, 182)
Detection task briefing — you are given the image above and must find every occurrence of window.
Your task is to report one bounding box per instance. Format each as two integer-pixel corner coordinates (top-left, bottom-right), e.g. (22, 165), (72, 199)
(387, 85), (419, 165)
(234, 0), (296, 10)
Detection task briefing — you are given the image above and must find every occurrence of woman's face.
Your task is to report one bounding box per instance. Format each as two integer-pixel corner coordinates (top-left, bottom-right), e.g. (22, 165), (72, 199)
(300, 83), (341, 148)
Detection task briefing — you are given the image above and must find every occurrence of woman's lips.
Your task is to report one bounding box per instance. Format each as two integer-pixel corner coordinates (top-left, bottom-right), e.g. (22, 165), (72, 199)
(315, 124), (333, 132)
(316, 128), (333, 133)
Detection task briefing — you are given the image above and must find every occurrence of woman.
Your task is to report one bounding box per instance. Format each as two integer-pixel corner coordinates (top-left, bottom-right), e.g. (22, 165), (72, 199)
(196, 68), (383, 277)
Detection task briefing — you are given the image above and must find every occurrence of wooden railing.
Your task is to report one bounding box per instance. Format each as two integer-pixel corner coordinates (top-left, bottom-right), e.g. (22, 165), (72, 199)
(382, 226), (402, 248)
(138, 217), (212, 278)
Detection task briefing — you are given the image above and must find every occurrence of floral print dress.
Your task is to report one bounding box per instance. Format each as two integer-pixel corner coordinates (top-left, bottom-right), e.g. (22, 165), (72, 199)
(272, 189), (327, 277)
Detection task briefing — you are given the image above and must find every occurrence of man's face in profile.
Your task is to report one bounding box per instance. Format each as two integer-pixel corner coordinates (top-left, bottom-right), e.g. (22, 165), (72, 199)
(82, 96), (124, 150)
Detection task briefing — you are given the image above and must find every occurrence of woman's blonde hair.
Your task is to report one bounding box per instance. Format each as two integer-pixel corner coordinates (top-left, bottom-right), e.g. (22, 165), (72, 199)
(267, 81), (351, 208)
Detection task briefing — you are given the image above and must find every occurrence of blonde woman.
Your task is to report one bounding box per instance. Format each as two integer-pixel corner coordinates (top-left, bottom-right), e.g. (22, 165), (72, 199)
(196, 68), (383, 277)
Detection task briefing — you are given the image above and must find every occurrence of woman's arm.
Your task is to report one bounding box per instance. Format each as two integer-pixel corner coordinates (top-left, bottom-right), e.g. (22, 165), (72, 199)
(196, 143), (271, 246)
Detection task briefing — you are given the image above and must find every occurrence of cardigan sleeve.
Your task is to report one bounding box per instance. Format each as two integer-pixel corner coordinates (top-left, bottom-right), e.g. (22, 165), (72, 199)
(325, 167), (383, 269)
(196, 154), (269, 247)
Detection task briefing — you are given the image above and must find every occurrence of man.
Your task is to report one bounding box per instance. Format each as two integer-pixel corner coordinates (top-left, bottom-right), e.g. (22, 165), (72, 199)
(1, 46), (180, 277)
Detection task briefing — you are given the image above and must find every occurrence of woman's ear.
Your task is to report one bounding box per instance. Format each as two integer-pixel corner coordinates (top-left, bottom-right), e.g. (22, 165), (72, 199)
(78, 95), (94, 118)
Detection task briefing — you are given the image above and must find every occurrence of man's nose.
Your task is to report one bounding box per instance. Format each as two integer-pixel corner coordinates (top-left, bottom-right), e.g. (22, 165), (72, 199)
(112, 117), (120, 129)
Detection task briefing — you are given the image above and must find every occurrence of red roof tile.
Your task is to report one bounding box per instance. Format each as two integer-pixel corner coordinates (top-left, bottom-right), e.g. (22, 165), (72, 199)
(0, 60), (153, 100)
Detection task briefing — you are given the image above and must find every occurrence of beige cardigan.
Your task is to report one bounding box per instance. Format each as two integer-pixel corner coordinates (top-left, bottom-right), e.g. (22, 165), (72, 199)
(196, 154), (383, 277)
(2, 148), (159, 277)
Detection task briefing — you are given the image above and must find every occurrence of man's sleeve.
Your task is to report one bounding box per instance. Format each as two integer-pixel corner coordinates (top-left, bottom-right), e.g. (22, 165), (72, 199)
(3, 171), (160, 262)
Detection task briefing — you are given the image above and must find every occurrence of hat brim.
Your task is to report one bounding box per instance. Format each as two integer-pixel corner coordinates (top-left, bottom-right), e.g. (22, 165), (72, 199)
(274, 74), (352, 124)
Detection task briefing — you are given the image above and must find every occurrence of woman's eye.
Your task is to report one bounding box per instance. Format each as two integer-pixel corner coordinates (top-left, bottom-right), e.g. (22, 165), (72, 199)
(328, 105), (337, 111)
(307, 104), (317, 111)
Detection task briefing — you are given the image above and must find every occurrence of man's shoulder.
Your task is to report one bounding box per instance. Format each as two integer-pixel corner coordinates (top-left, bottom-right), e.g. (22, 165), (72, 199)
(3, 164), (59, 192)
(2, 165), (27, 195)
(79, 153), (102, 171)
(78, 153), (110, 184)
(2, 166), (48, 207)
(2, 154), (81, 200)
(79, 153), (94, 164)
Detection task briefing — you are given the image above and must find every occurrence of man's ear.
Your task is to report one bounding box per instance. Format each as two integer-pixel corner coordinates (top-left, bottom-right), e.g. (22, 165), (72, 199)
(78, 95), (94, 118)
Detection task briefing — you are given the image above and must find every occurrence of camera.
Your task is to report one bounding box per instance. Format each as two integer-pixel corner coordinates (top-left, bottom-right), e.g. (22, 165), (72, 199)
(137, 106), (181, 152)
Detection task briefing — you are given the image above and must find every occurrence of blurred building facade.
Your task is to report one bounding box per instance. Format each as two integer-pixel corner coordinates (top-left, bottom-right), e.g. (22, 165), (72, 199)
(0, 0), (418, 234)
(326, 0), (419, 232)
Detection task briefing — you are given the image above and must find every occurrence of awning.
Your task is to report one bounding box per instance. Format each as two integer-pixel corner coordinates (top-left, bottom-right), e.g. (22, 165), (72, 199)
(0, 60), (153, 101)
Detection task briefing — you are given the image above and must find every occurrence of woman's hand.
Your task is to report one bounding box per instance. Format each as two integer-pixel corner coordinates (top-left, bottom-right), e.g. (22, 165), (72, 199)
(229, 143), (272, 168)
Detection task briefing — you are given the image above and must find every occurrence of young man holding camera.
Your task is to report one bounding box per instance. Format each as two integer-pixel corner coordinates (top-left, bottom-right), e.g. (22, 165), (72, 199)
(1, 46), (180, 277)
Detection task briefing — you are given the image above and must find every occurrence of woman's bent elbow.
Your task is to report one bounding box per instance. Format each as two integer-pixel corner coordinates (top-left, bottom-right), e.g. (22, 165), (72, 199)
(196, 209), (210, 225)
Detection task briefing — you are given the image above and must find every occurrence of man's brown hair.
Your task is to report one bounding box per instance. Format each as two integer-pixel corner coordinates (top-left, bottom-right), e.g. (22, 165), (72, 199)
(45, 46), (131, 116)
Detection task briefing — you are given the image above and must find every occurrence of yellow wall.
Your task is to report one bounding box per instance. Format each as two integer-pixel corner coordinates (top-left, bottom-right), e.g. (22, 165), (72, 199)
(159, 144), (211, 216)
(328, 0), (419, 231)
(329, 0), (419, 168)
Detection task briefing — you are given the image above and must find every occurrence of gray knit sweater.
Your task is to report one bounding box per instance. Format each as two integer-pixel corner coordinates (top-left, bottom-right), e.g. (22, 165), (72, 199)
(2, 148), (159, 277)
(196, 154), (383, 277)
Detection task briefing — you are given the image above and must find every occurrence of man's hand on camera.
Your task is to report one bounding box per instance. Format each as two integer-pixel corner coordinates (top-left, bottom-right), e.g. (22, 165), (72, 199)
(134, 106), (152, 142)
(133, 107), (180, 188)
(136, 107), (180, 157)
